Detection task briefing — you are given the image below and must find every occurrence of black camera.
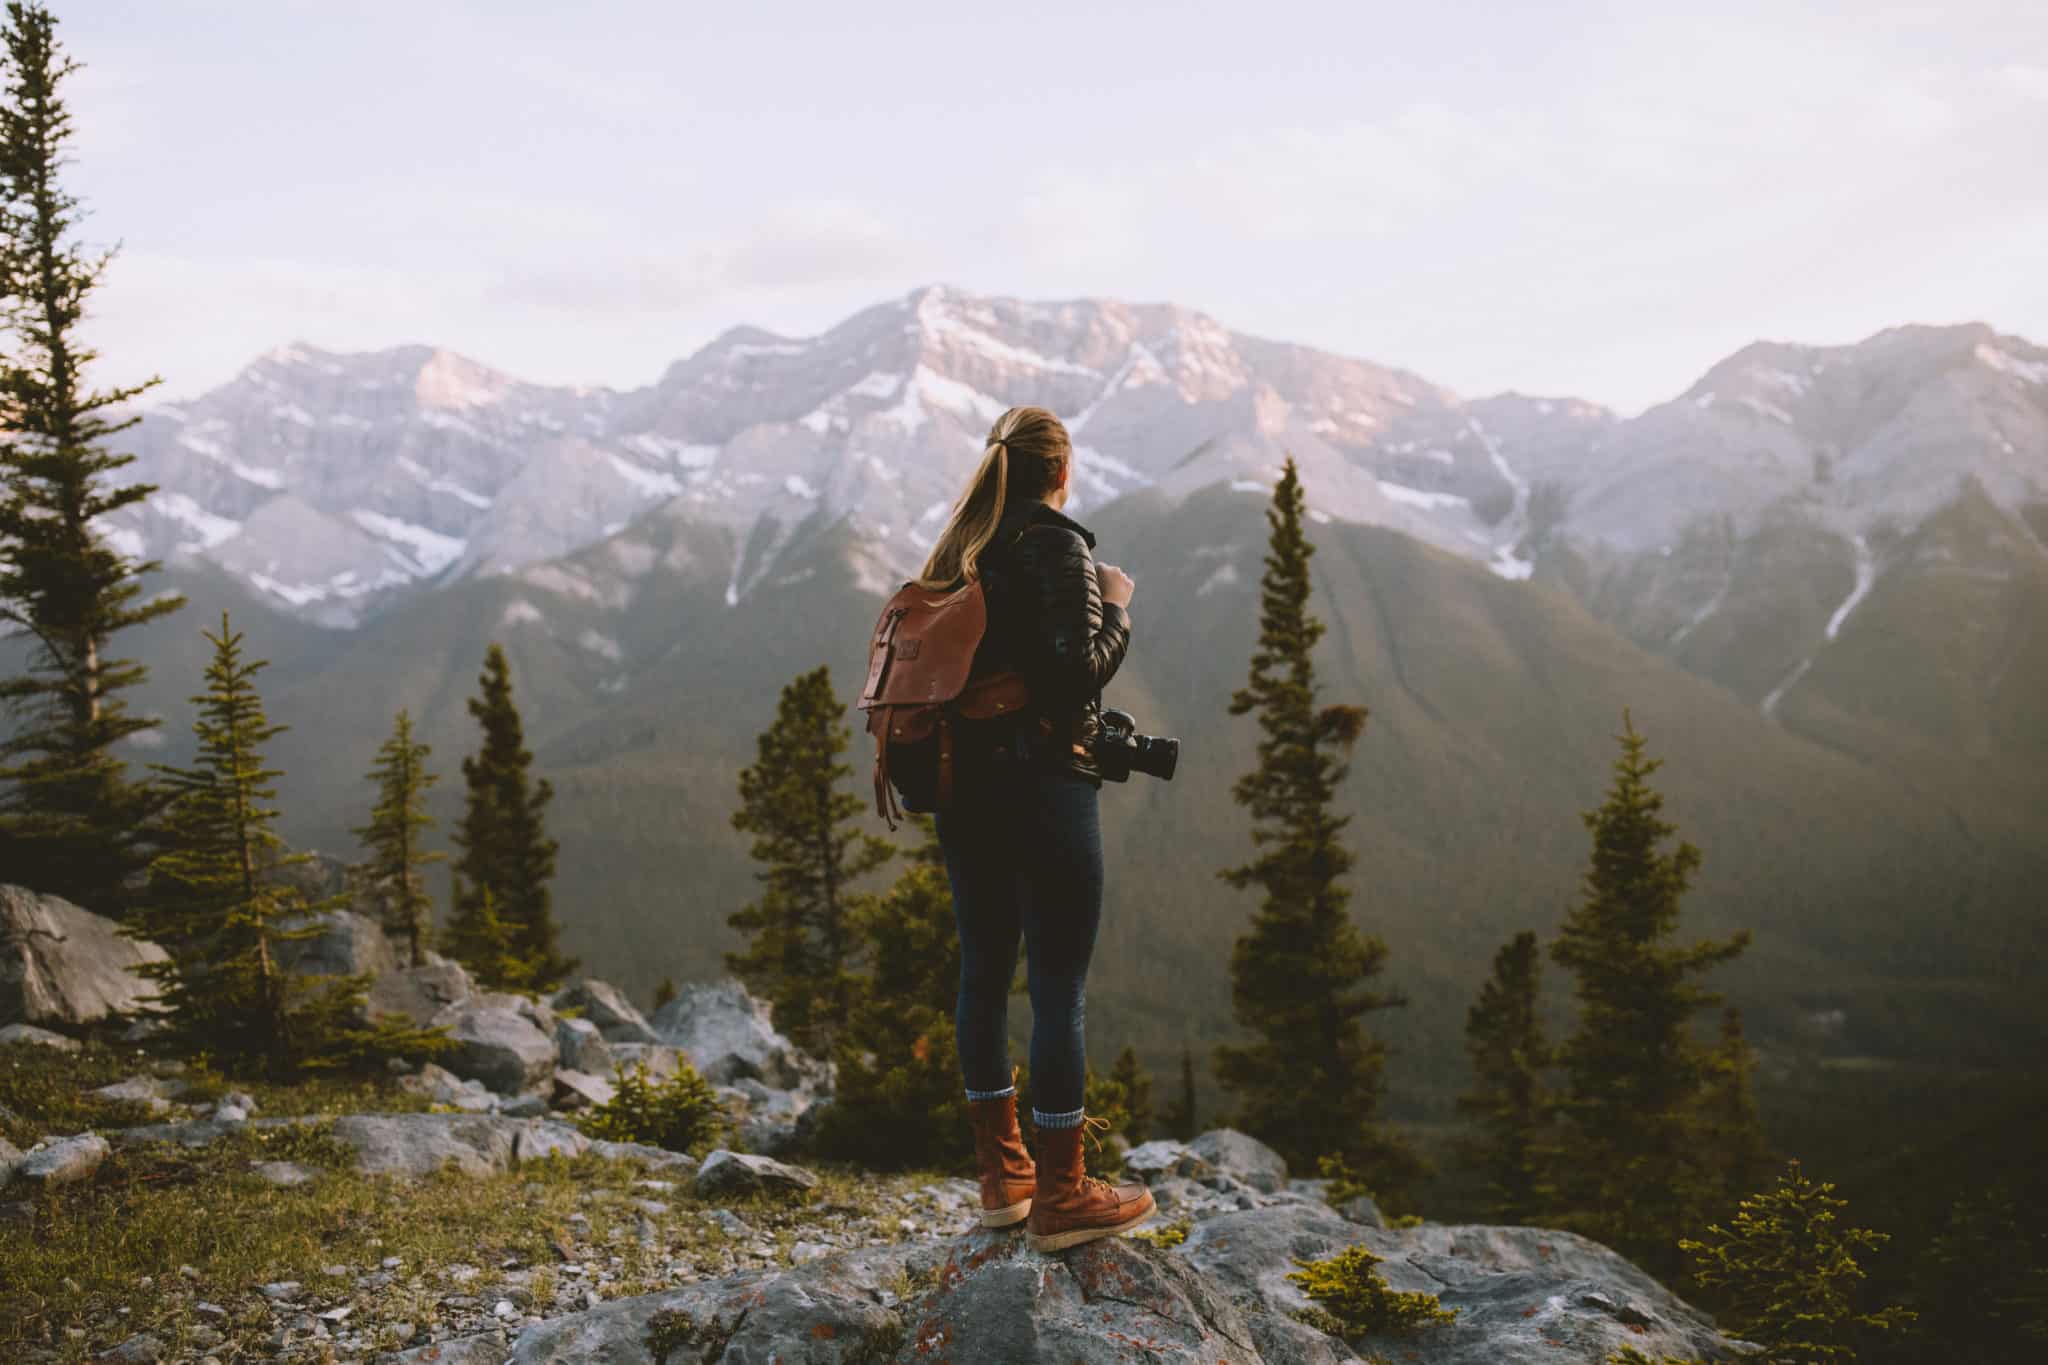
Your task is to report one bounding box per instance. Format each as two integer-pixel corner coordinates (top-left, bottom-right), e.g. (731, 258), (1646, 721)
(1095, 708), (1179, 782)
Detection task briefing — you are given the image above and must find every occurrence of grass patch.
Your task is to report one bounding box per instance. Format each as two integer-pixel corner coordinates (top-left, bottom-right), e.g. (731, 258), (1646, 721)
(2, 1124), (954, 1360)
(0, 1040), (432, 1149)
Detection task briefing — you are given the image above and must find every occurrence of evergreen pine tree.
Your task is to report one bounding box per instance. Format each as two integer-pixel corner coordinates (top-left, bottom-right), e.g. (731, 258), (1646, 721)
(811, 816), (970, 1170)
(449, 643), (572, 990)
(726, 664), (891, 1054)
(1550, 713), (1751, 1275)
(445, 870), (524, 991)
(1680, 1160), (1913, 1364)
(352, 708), (441, 967)
(1900, 1188), (2048, 1360)
(0, 2), (181, 911)
(1695, 1006), (1774, 1214)
(1166, 1044), (1198, 1140)
(1215, 457), (1414, 1185)
(1456, 931), (1558, 1222)
(652, 976), (677, 1013)
(1109, 1045), (1156, 1143)
(128, 615), (420, 1074)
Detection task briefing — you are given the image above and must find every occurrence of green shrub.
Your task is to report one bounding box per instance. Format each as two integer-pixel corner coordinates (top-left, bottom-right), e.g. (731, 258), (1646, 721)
(1316, 1152), (1377, 1206)
(578, 1060), (729, 1154)
(1286, 1244), (1459, 1337)
(809, 1013), (973, 1172)
(1679, 1159), (1912, 1364)
(1132, 1218), (1191, 1249)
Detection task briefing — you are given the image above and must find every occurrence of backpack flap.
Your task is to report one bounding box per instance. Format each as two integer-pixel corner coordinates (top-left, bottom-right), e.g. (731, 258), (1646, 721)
(858, 580), (987, 711)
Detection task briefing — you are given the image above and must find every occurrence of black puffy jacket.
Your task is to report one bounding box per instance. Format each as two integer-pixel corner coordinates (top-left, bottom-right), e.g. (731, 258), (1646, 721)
(967, 500), (1132, 785)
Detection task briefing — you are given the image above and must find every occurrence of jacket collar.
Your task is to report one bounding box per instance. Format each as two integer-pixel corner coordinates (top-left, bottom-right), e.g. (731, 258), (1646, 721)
(1000, 499), (1096, 549)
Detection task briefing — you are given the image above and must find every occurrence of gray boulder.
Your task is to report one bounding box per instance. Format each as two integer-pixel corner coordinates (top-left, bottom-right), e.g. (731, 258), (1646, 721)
(554, 1016), (613, 1075)
(396, 1061), (496, 1112)
(258, 849), (352, 902)
(0, 1021), (80, 1051)
(1126, 1138), (1218, 1184)
(1335, 1192), (1385, 1228)
(0, 883), (169, 1027)
(433, 995), (558, 1095)
(381, 1332), (511, 1364)
(366, 955), (475, 1027)
(690, 1148), (819, 1199)
(89, 1075), (189, 1117)
(329, 1113), (520, 1178)
(17, 1131), (110, 1185)
(511, 1120), (590, 1165)
(551, 979), (661, 1044)
(1188, 1127), (1290, 1193)
(1178, 1202), (1742, 1363)
(650, 978), (829, 1090)
(505, 1230), (1262, 1364)
(904, 1229), (1263, 1363)
(550, 1068), (616, 1111)
(506, 1242), (914, 1364)
(606, 1042), (684, 1081)
(272, 907), (401, 979)
(585, 1139), (697, 1177)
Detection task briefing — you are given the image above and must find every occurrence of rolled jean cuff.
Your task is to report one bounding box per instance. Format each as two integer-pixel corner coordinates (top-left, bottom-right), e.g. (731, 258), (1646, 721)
(965, 1084), (1016, 1101)
(1033, 1106), (1086, 1130)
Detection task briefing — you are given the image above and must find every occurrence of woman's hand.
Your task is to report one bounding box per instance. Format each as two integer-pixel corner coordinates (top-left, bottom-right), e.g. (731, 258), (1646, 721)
(1096, 562), (1135, 609)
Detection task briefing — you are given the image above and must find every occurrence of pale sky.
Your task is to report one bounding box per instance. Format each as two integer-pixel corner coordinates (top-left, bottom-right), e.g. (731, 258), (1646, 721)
(62, 0), (2048, 414)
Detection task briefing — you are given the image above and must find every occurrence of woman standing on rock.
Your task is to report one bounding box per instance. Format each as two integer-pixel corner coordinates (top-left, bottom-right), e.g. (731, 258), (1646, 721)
(903, 404), (1156, 1252)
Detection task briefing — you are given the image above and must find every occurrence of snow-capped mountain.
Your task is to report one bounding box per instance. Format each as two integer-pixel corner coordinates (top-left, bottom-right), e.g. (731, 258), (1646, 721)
(107, 289), (2047, 709)
(107, 286), (1604, 624)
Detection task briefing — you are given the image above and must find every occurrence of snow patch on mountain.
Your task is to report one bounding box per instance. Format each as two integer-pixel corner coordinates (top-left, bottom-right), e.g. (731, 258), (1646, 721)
(1826, 535), (1878, 640)
(156, 493), (243, 550)
(578, 629), (623, 661)
(846, 371), (902, 400)
(605, 454), (683, 499)
(178, 427), (286, 489)
(1377, 480), (1470, 512)
(397, 456), (493, 509)
(349, 510), (466, 577)
(1974, 341), (2048, 384)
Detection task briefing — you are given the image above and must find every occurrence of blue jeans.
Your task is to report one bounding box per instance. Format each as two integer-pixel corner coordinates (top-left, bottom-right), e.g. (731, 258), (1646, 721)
(936, 768), (1104, 1126)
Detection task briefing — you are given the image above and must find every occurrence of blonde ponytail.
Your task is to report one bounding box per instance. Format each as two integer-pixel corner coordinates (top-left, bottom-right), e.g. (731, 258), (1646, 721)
(916, 406), (1070, 589)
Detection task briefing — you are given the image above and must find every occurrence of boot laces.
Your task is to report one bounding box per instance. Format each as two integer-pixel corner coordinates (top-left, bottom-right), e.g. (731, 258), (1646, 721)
(1077, 1115), (1118, 1197)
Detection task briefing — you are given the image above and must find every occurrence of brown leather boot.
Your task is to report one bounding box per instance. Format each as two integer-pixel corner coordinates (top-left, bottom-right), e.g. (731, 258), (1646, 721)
(966, 1088), (1036, 1228)
(1025, 1114), (1156, 1252)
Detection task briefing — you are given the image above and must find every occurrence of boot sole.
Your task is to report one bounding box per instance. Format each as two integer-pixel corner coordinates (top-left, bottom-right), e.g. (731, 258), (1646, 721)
(1024, 1201), (1157, 1252)
(980, 1198), (1031, 1228)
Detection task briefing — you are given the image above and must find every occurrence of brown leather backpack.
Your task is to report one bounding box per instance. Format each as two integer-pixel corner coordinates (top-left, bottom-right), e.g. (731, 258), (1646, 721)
(857, 576), (1028, 828)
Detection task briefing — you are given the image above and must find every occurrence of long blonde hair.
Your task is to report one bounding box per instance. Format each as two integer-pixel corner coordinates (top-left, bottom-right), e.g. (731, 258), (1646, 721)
(916, 405), (1071, 588)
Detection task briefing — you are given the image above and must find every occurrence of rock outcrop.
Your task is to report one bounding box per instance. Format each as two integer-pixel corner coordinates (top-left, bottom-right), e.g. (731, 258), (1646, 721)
(0, 884), (168, 1028)
(432, 993), (560, 1096)
(650, 979), (830, 1093)
(361, 1119), (1747, 1365)
(364, 955), (475, 1028)
(550, 979), (661, 1044)
(272, 908), (402, 980)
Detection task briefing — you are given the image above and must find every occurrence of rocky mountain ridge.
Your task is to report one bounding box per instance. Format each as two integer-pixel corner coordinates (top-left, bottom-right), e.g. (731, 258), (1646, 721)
(101, 291), (2047, 750)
